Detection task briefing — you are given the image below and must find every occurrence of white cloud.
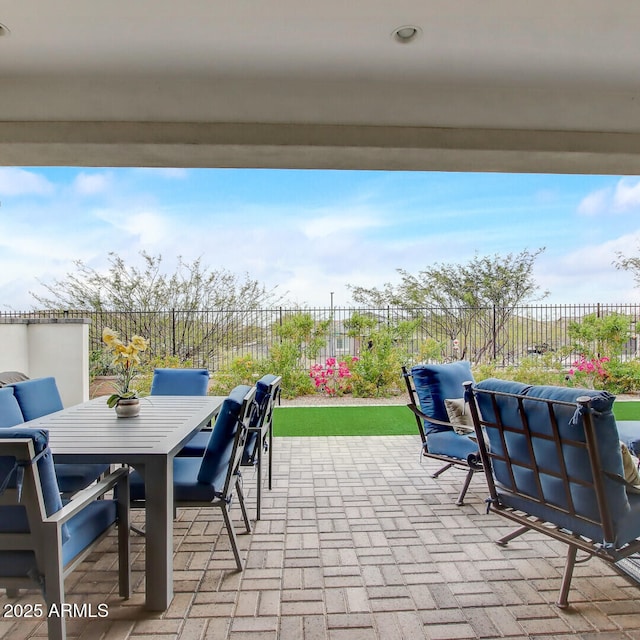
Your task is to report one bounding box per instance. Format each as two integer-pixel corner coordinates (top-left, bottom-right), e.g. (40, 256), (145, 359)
(72, 171), (113, 196)
(537, 231), (640, 303)
(0, 168), (54, 196)
(299, 210), (387, 240)
(613, 178), (640, 211)
(577, 178), (640, 216)
(577, 187), (611, 216)
(135, 168), (189, 179)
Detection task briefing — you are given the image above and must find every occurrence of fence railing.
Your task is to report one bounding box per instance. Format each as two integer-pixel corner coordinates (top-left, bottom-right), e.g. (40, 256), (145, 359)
(3, 303), (639, 372)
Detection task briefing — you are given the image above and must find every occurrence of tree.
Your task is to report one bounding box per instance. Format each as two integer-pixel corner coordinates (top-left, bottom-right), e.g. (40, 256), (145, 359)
(614, 247), (640, 288)
(348, 248), (547, 364)
(31, 251), (283, 366)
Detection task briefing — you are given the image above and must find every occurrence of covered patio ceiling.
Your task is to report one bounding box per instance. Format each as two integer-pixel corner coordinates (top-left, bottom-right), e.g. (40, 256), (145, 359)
(1, 1), (640, 173)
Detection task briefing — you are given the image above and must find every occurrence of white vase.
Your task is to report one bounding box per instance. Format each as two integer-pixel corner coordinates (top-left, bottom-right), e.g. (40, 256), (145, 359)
(115, 398), (140, 418)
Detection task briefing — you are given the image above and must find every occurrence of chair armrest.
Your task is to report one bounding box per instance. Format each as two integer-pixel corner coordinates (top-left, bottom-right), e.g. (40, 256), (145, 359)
(407, 402), (457, 430)
(44, 467), (129, 526)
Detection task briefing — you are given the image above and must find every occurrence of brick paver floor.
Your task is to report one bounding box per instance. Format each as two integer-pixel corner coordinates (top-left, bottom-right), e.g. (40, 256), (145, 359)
(2, 435), (639, 639)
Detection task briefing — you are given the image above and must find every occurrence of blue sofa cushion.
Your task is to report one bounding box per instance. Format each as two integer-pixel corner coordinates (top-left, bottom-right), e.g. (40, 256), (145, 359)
(410, 361), (475, 435)
(0, 387), (25, 427)
(474, 379), (533, 450)
(197, 385), (252, 488)
(150, 368), (210, 396)
(10, 377), (63, 421)
(477, 382), (635, 546)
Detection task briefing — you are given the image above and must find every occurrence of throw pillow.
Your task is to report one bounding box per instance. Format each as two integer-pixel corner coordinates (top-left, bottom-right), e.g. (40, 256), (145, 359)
(621, 441), (640, 493)
(444, 397), (475, 435)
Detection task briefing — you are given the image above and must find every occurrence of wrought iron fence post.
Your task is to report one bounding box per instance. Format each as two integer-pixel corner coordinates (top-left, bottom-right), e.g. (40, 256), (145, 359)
(172, 308), (177, 357)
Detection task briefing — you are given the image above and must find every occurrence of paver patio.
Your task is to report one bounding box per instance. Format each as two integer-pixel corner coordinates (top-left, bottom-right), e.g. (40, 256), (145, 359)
(1, 435), (639, 639)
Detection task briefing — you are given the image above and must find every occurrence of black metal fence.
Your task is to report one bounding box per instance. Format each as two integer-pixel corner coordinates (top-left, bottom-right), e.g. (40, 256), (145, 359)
(3, 303), (639, 371)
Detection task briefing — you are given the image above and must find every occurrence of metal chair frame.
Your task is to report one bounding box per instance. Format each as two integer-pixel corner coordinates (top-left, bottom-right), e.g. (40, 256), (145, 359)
(465, 381), (640, 607)
(0, 437), (130, 640)
(402, 365), (481, 505)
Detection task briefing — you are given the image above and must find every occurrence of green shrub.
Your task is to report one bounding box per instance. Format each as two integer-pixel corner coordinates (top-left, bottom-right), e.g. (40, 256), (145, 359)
(601, 359), (640, 394)
(473, 354), (566, 386)
(350, 325), (412, 397)
(209, 355), (263, 394)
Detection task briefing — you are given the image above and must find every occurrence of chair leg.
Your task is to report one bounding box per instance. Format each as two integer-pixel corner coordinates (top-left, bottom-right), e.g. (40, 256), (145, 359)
(455, 468), (475, 506)
(557, 544), (578, 608)
(237, 477), (252, 534)
(221, 503), (244, 572)
(496, 525), (530, 547)
(43, 542), (66, 640)
(256, 440), (263, 521)
(431, 461), (455, 478)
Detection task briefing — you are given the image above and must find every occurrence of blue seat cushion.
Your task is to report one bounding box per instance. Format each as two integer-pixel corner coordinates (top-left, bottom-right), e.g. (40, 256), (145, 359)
(197, 385), (252, 487)
(0, 387), (25, 427)
(410, 361), (475, 435)
(10, 377), (63, 421)
(0, 499), (116, 578)
(54, 462), (111, 495)
(425, 429), (479, 462)
(150, 368), (209, 396)
(129, 456), (224, 502)
(176, 430), (210, 457)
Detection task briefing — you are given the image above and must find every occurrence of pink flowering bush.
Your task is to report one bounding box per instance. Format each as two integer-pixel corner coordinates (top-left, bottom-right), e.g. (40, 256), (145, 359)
(310, 357), (358, 396)
(567, 355), (610, 389)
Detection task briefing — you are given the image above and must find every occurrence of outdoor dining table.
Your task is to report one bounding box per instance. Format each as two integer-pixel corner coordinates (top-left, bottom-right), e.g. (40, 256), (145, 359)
(26, 394), (225, 611)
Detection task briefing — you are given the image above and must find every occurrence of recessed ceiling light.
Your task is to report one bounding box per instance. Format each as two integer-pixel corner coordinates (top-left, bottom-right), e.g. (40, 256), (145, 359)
(392, 25), (422, 44)
(0, 23), (10, 37)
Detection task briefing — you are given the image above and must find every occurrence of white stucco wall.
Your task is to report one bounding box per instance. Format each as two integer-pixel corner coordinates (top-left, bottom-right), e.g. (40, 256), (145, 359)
(0, 318), (90, 406)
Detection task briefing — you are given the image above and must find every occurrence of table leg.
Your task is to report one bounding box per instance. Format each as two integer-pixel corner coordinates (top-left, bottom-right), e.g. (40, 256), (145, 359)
(142, 457), (174, 610)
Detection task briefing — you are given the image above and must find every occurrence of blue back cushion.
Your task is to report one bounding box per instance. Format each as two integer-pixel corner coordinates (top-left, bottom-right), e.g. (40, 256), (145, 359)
(10, 377), (63, 421)
(150, 368), (210, 396)
(0, 387), (26, 427)
(197, 385), (252, 488)
(0, 427), (67, 540)
(410, 361), (475, 434)
(254, 374), (279, 423)
(242, 374), (279, 462)
(477, 381), (630, 544)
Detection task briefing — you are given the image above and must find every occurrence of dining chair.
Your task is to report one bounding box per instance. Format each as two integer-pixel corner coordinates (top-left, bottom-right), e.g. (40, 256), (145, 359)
(128, 384), (257, 571)
(0, 426), (130, 640)
(177, 374), (282, 519)
(150, 367), (210, 396)
(8, 377), (110, 496)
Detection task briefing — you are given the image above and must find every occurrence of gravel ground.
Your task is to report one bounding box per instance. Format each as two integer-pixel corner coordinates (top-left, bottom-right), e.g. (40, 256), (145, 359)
(279, 391), (640, 407)
(279, 394), (407, 407)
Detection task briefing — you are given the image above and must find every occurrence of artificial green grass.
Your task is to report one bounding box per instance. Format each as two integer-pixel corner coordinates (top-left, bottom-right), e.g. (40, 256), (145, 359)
(273, 405), (415, 437)
(272, 400), (640, 437)
(613, 401), (640, 421)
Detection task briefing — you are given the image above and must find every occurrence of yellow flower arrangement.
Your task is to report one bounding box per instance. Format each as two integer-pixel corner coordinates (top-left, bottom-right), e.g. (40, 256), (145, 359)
(102, 327), (149, 408)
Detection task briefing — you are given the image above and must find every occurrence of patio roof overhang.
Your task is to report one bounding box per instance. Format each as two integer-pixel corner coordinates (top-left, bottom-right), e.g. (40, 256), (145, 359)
(2, 1), (640, 174)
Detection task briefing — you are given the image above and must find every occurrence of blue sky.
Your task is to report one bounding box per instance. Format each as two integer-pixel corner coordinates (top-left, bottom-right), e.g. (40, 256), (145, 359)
(1, 166), (639, 310)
